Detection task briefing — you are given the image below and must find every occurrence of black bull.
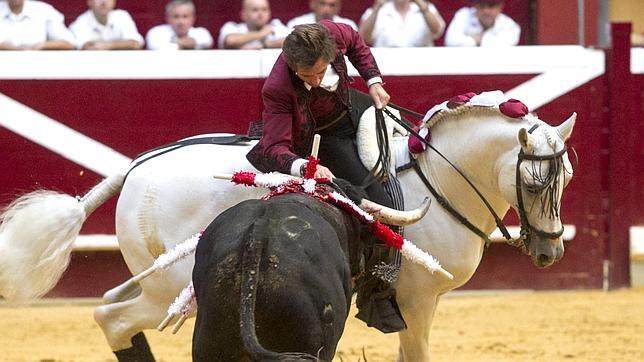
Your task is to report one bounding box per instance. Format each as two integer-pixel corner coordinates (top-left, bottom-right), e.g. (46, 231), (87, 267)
(192, 190), (368, 361)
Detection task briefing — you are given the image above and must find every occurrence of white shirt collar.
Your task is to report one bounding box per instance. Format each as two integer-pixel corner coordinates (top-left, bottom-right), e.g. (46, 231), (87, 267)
(303, 63), (339, 92)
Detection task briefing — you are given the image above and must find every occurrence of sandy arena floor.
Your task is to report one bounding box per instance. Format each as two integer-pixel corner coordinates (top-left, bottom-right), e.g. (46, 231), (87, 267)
(1, 288), (643, 361)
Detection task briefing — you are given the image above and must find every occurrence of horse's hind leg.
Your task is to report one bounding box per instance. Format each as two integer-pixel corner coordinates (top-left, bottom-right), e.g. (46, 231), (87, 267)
(113, 332), (155, 362)
(94, 287), (171, 362)
(103, 279), (142, 304)
(96, 280), (154, 361)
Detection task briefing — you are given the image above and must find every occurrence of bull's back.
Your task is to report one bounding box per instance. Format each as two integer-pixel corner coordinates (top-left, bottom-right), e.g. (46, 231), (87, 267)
(192, 196), (352, 361)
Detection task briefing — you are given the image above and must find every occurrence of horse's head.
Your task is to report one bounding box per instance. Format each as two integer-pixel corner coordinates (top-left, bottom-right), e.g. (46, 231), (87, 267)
(503, 113), (576, 268)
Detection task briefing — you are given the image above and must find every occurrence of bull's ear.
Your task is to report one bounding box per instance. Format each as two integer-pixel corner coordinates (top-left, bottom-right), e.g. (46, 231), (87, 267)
(557, 112), (576, 141)
(518, 128), (535, 152)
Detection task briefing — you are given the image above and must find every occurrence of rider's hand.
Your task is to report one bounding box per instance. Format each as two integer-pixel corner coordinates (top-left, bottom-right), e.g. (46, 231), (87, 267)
(368, 82), (390, 110)
(315, 165), (335, 180)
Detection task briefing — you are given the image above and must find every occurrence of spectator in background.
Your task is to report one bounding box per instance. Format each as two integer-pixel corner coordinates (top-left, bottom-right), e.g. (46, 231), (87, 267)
(146, 0), (213, 50)
(70, 0), (144, 50)
(359, 0), (445, 47)
(445, 0), (520, 47)
(0, 0), (75, 50)
(218, 0), (289, 49)
(287, 0), (357, 31)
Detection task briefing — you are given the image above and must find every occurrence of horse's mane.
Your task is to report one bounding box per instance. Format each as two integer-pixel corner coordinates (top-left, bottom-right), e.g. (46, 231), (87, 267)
(426, 104), (539, 130)
(422, 103), (570, 221)
(426, 105), (566, 153)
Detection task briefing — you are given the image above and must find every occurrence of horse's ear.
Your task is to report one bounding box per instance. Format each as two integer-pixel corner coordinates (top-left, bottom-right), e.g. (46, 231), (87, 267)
(518, 128), (534, 151)
(557, 112), (576, 141)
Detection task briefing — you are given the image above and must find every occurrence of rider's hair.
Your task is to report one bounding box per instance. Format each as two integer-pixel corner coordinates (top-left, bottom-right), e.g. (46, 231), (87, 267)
(282, 24), (336, 70)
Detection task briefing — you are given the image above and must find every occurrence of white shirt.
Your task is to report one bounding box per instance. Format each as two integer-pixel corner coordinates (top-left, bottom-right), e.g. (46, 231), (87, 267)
(286, 12), (357, 31)
(444, 7), (520, 47)
(145, 24), (213, 50)
(360, 2), (445, 47)
(301, 64), (382, 92)
(292, 64), (382, 176)
(217, 19), (289, 49)
(69, 9), (144, 49)
(0, 0), (74, 47)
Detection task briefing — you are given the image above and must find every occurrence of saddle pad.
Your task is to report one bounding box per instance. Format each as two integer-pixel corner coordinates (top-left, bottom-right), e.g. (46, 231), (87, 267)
(356, 106), (409, 176)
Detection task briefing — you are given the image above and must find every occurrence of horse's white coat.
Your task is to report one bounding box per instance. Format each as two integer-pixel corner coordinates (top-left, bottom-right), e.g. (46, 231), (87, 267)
(0, 108), (575, 360)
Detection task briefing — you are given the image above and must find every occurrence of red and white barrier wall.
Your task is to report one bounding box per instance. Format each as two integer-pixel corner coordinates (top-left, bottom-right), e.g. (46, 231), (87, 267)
(1, 27), (641, 296)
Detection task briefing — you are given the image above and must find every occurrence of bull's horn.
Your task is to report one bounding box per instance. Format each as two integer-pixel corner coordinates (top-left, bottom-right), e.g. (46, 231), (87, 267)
(360, 197), (431, 226)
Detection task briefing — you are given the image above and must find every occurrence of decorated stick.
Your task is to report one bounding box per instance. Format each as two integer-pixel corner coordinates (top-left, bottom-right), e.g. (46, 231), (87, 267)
(325, 191), (453, 280)
(311, 134), (321, 158)
(172, 314), (189, 334)
(304, 134), (322, 179)
(157, 313), (173, 331)
(215, 171), (302, 188)
(158, 282), (196, 333)
(216, 171), (452, 279)
(130, 232), (202, 284)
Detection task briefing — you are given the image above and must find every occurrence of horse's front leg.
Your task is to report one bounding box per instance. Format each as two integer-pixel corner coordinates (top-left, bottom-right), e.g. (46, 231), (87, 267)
(395, 292), (439, 361)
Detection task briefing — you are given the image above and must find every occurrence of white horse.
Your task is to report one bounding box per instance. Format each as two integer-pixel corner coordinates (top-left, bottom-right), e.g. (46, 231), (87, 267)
(0, 103), (576, 361)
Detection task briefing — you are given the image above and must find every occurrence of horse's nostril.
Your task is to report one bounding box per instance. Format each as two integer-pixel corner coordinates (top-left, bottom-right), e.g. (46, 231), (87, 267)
(537, 254), (551, 266)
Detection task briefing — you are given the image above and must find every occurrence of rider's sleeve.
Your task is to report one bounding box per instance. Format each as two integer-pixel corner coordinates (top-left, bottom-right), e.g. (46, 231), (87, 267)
(246, 57), (300, 174)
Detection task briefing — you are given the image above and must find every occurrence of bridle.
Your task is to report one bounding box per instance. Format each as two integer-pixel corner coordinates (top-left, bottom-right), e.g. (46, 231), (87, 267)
(513, 125), (567, 252)
(377, 107), (568, 254)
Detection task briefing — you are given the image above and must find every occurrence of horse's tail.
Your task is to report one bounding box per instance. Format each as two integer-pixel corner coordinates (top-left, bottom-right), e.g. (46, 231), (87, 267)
(239, 218), (321, 362)
(0, 173), (125, 302)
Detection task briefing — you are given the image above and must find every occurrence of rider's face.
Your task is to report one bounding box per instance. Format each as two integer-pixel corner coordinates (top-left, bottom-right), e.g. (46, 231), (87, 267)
(295, 58), (329, 88)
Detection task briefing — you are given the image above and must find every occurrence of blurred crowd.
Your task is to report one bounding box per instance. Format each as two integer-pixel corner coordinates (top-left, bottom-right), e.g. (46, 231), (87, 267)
(0, 0), (520, 51)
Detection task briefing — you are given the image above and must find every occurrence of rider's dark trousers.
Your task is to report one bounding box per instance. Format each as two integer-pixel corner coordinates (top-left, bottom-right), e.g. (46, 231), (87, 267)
(316, 89), (395, 209)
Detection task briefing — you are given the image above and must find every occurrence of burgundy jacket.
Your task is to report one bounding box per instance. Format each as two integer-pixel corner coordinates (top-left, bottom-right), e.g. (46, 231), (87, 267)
(246, 20), (382, 174)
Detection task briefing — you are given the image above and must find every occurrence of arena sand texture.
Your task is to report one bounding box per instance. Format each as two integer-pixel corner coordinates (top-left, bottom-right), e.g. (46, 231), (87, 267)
(1, 288), (643, 361)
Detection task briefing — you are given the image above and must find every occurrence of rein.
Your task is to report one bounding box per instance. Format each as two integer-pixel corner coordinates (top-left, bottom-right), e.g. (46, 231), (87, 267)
(377, 107), (567, 251)
(378, 107), (513, 245)
(411, 161), (495, 246)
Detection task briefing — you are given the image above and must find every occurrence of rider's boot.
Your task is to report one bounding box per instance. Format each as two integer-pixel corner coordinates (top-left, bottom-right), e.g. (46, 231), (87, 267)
(355, 243), (407, 333)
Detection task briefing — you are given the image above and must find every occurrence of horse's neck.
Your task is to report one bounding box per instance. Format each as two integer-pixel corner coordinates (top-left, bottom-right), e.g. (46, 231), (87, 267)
(419, 114), (520, 232)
